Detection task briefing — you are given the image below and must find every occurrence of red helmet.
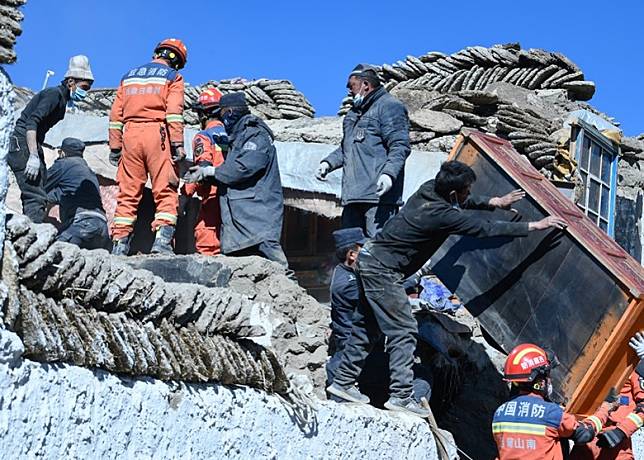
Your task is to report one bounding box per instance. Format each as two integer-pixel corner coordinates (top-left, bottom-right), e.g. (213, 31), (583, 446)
(154, 38), (188, 69)
(196, 88), (223, 111)
(503, 343), (552, 383)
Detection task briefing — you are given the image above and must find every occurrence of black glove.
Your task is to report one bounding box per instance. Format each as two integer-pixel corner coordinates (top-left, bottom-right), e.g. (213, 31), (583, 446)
(171, 144), (186, 163)
(109, 149), (122, 166)
(597, 428), (626, 448)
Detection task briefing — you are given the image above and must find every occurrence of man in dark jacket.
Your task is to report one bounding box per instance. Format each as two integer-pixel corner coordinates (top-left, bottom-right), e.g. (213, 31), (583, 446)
(184, 92), (288, 266)
(8, 56), (94, 223)
(316, 64), (410, 237)
(45, 137), (109, 250)
(327, 160), (567, 418)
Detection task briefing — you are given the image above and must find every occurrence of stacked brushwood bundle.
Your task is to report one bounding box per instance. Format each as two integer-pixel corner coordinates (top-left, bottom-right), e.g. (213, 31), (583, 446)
(2, 214), (289, 393)
(335, 43), (603, 177)
(0, 0), (25, 64)
(186, 78), (315, 124)
(73, 79), (315, 125)
(338, 43), (595, 114)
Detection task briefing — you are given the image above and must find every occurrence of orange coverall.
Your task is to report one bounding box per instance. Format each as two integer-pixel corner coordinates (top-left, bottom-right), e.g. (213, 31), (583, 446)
(109, 59), (184, 239)
(493, 392), (611, 460)
(181, 120), (226, 255)
(571, 370), (644, 460)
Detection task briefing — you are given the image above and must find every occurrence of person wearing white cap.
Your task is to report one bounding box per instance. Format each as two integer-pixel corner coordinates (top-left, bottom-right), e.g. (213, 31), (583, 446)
(8, 55), (94, 223)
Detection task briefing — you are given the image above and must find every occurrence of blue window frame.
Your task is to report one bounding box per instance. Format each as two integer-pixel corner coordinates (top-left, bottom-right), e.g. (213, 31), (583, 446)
(572, 119), (618, 236)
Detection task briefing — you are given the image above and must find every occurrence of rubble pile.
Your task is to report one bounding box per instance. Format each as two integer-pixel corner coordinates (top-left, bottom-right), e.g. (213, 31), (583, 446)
(398, 83), (563, 171)
(123, 254), (331, 393)
(69, 78), (315, 125)
(2, 214), (289, 393)
(0, 0), (25, 64)
(224, 256), (330, 391)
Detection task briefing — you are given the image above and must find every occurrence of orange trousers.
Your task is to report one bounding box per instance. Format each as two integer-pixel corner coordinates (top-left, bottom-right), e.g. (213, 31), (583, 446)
(194, 196), (222, 255)
(112, 122), (179, 239)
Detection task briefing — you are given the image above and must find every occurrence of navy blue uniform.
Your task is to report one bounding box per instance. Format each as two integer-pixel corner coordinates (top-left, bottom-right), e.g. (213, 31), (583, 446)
(326, 262), (432, 404)
(45, 156), (109, 250)
(211, 113), (287, 266)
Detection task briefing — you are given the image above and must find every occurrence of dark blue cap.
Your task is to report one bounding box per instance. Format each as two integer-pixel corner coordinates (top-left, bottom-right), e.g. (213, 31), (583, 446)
(333, 227), (367, 251)
(219, 92), (247, 108)
(60, 137), (85, 157)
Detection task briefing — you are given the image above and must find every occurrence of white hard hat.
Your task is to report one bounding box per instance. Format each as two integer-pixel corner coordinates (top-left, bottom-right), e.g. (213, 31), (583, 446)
(64, 55), (94, 81)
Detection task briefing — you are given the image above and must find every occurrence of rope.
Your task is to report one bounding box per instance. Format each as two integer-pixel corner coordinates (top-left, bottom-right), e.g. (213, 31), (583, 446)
(278, 378), (318, 434)
(421, 397), (475, 460)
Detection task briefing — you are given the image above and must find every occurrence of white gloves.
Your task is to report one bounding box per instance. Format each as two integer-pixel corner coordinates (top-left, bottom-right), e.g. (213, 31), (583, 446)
(184, 165), (216, 183)
(629, 332), (644, 359)
(24, 154), (41, 181)
(315, 161), (330, 181)
(376, 174), (393, 196)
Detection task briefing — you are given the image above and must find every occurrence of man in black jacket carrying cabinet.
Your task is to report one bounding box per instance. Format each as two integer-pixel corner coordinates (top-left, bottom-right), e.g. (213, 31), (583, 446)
(184, 92), (288, 267)
(327, 161), (567, 418)
(45, 137), (109, 250)
(8, 56), (94, 223)
(316, 64), (410, 237)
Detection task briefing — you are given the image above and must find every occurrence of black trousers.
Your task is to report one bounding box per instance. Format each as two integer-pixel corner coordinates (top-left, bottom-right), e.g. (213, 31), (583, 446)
(341, 203), (398, 238)
(227, 240), (289, 267)
(332, 247), (418, 399)
(58, 213), (111, 250)
(7, 135), (48, 223)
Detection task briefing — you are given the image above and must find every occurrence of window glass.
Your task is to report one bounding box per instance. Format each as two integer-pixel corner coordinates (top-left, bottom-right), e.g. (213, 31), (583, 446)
(581, 137), (590, 170)
(590, 144), (601, 176)
(588, 211), (599, 224)
(601, 149), (611, 183)
(600, 185), (610, 218)
(588, 179), (600, 212)
(580, 171), (587, 204)
(574, 125), (617, 236)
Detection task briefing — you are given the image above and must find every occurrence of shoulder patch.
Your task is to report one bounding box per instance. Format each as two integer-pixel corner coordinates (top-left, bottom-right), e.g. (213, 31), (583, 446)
(242, 140), (257, 151)
(193, 140), (204, 156)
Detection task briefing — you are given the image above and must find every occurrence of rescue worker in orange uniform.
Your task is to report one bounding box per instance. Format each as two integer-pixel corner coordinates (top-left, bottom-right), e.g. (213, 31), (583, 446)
(181, 88), (227, 255)
(570, 332), (644, 460)
(493, 343), (618, 460)
(108, 38), (188, 255)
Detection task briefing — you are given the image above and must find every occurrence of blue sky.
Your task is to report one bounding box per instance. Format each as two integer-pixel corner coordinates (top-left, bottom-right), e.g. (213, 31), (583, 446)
(7, 1), (644, 135)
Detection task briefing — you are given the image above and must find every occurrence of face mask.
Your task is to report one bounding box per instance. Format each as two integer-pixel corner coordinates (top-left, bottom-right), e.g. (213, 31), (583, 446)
(70, 86), (88, 102)
(352, 93), (364, 107)
(220, 110), (236, 129)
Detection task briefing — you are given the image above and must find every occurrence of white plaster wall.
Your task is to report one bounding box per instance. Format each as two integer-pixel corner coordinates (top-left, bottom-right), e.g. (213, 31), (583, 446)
(0, 325), (448, 460)
(634, 430), (644, 459)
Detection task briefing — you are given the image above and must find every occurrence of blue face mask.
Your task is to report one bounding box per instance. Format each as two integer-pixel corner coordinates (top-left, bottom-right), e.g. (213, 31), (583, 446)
(352, 93), (364, 107)
(70, 86), (88, 102)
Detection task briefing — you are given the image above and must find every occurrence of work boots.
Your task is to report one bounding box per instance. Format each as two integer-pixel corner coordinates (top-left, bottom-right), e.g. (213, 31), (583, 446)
(151, 225), (175, 255)
(111, 234), (132, 256)
(384, 396), (431, 418)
